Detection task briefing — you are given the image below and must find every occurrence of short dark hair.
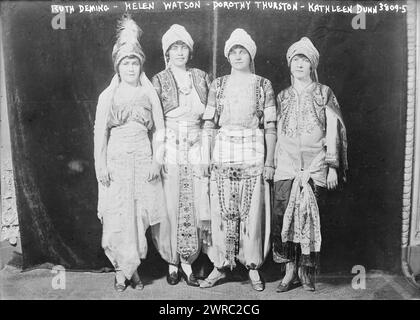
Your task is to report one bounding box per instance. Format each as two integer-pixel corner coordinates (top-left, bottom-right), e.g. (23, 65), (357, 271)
(165, 41), (193, 64)
(228, 45), (250, 57)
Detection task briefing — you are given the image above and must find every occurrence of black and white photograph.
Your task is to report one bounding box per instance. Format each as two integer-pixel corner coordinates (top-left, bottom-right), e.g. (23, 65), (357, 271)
(0, 0), (420, 304)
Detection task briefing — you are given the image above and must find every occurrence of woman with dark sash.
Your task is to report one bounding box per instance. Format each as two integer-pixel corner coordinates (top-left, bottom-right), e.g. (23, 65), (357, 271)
(272, 37), (348, 292)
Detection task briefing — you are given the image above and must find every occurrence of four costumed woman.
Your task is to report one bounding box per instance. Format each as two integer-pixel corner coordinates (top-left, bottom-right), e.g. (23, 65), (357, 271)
(94, 15), (348, 293)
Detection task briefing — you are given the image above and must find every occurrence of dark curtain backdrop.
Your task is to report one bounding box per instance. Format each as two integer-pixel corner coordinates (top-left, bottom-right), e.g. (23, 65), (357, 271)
(2, 1), (406, 272)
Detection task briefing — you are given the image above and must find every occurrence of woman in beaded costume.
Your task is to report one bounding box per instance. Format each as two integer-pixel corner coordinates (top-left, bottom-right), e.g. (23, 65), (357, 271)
(200, 29), (277, 292)
(151, 24), (212, 287)
(272, 37), (348, 292)
(94, 15), (168, 292)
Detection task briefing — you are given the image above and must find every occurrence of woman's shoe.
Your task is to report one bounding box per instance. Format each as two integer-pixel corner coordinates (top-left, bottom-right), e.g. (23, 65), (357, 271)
(250, 279), (265, 291)
(199, 272), (226, 288)
(179, 268), (200, 287)
(276, 280), (292, 293)
(249, 273), (265, 292)
(302, 282), (315, 291)
(276, 276), (300, 293)
(131, 276), (144, 290)
(114, 277), (127, 292)
(299, 268), (316, 292)
(166, 271), (180, 285)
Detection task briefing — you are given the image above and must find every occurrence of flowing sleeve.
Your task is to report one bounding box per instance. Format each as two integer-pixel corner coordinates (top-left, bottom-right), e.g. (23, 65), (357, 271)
(151, 74), (162, 99)
(276, 91), (283, 121)
(205, 71), (213, 91)
(324, 86), (348, 180)
(146, 76), (165, 164)
(202, 79), (218, 129)
(201, 79), (218, 166)
(325, 108), (339, 168)
(262, 79), (277, 130)
(93, 85), (114, 180)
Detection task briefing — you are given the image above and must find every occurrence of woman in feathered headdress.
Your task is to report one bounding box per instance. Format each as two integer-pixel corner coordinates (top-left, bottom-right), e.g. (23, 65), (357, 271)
(93, 14), (169, 292)
(272, 37), (348, 292)
(151, 24), (212, 287)
(200, 29), (276, 292)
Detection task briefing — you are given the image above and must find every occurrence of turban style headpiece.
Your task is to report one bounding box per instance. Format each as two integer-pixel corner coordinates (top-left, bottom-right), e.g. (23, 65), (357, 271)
(286, 37), (320, 83)
(161, 24), (194, 69)
(224, 28), (257, 73)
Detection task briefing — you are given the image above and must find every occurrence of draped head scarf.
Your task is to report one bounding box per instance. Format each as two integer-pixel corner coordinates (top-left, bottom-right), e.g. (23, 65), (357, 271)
(224, 28), (257, 73)
(161, 24), (194, 69)
(286, 37), (320, 83)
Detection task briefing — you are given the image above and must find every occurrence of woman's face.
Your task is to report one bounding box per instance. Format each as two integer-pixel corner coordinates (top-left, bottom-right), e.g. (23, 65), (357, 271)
(290, 54), (312, 81)
(118, 56), (141, 85)
(168, 41), (190, 67)
(228, 45), (251, 72)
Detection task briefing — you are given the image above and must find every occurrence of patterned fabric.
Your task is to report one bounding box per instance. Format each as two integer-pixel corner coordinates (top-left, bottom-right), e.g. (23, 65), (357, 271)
(156, 79), (211, 264)
(280, 169), (322, 256)
(215, 170), (258, 268)
(176, 164), (199, 260)
(203, 75), (276, 130)
(203, 74), (275, 270)
(152, 68), (212, 115)
(276, 83), (347, 178)
(278, 86), (325, 138)
(286, 37), (319, 68)
(272, 179), (324, 268)
(273, 82), (348, 268)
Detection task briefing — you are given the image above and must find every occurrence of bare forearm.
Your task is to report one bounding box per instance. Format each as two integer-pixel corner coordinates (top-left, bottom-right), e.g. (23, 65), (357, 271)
(265, 132), (276, 167)
(152, 128), (165, 165)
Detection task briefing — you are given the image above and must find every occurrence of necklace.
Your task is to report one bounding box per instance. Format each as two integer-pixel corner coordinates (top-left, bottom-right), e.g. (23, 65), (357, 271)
(178, 72), (193, 95)
(172, 69), (193, 96)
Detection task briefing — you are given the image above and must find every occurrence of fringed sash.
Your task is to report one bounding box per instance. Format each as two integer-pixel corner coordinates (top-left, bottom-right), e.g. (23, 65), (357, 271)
(281, 165), (322, 256)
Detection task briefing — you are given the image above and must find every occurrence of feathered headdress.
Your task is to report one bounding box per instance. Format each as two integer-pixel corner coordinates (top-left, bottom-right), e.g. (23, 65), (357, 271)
(112, 13), (146, 73)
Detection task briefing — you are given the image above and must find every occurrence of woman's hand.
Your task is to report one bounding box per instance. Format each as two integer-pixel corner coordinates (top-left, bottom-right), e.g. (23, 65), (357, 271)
(98, 165), (112, 187)
(199, 220), (212, 246)
(327, 167), (338, 190)
(199, 164), (210, 177)
(147, 161), (162, 182)
(264, 166), (275, 181)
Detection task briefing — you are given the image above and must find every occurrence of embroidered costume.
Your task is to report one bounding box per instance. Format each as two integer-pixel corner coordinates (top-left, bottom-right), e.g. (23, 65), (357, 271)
(203, 29), (276, 270)
(272, 37), (348, 272)
(152, 25), (212, 265)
